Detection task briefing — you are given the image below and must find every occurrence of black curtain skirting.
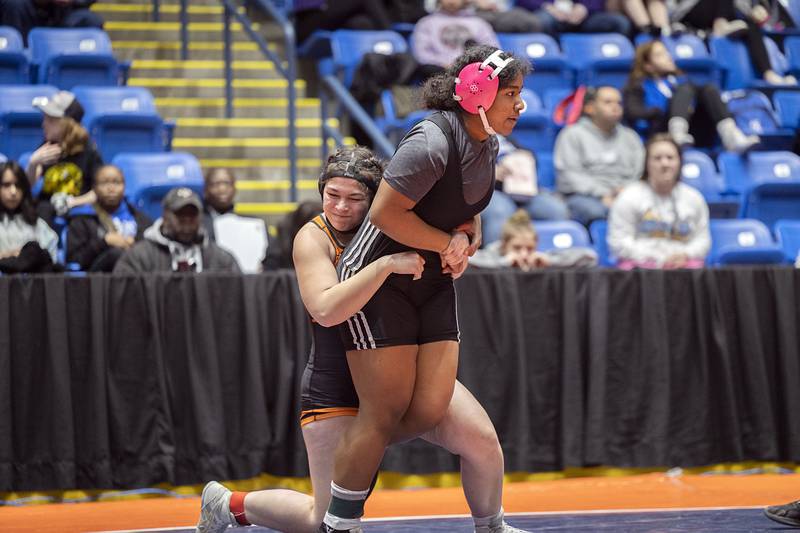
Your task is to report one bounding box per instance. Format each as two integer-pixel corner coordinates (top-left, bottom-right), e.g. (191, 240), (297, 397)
(1, 268), (799, 492)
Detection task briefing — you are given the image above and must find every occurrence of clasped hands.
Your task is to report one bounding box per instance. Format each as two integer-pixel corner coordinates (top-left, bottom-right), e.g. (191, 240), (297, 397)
(440, 219), (480, 280)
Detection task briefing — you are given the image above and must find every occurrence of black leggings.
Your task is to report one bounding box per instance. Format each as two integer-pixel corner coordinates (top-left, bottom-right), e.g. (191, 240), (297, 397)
(294, 0), (392, 44)
(669, 82), (732, 146)
(681, 0), (772, 76)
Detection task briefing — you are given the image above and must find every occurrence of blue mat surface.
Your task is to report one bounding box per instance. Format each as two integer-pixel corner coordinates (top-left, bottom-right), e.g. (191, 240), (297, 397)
(104, 507), (792, 532)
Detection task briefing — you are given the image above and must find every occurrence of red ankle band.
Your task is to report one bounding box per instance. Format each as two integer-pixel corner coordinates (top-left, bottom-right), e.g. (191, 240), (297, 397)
(229, 491), (251, 526)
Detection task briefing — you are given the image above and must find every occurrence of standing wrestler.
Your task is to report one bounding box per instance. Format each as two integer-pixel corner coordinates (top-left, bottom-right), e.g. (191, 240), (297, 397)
(195, 146), (526, 533)
(319, 46), (530, 533)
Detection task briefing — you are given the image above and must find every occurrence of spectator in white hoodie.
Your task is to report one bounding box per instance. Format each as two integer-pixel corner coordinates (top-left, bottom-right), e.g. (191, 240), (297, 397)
(412, 0), (500, 76)
(608, 133), (710, 269)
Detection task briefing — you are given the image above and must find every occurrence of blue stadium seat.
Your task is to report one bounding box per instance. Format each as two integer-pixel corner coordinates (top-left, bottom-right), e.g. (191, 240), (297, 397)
(112, 152), (204, 220)
(681, 150), (738, 218)
(511, 88), (556, 153)
(0, 26), (29, 84)
(375, 89), (426, 142)
(535, 151), (555, 190)
(722, 89), (794, 149)
(325, 30), (407, 87)
(28, 28), (121, 89)
(739, 181), (800, 229)
(72, 86), (172, 161)
(708, 219), (786, 265)
(497, 33), (574, 99)
(709, 35), (789, 90)
(534, 220), (591, 251)
(634, 34), (720, 85)
(788, 0), (800, 28)
(774, 219), (800, 263)
(589, 219), (616, 267)
(773, 90), (800, 128)
(560, 33), (634, 89)
(681, 150), (724, 199)
(785, 36), (800, 77)
(718, 150), (800, 195)
(0, 84), (58, 160)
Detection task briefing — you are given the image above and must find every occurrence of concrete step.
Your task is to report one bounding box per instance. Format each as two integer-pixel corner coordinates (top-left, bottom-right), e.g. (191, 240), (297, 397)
(171, 137), (330, 159)
(105, 20), (260, 42)
(200, 157), (324, 182)
(113, 40), (280, 62)
(129, 59), (281, 80)
(156, 96), (321, 118)
(92, 3), (246, 23)
(98, 0), (223, 6)
(173, 117), (335, 139)
(128, 77), (305, 98)
(234, 179), (319, 204)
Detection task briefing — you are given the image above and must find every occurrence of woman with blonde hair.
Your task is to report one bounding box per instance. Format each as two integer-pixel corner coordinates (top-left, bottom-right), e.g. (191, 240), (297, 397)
(471, 209), (597, 269)
(27, 90), (104, 227)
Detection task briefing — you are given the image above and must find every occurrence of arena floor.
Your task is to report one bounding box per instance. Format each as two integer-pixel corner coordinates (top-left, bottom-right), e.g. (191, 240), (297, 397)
(2, 473), (798, 532)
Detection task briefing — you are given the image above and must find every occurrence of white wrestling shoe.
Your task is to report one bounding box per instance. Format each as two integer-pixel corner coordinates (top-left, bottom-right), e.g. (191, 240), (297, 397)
(476, 521), (532, 533)
(196, 481), (237, 533)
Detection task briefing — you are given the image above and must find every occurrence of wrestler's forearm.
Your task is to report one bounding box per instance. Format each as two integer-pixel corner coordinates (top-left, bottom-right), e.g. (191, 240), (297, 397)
(371, 205), (450, 253)
(311, 256), (394, 327)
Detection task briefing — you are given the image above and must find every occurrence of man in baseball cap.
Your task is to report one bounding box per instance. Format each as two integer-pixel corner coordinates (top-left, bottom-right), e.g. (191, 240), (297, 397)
(35, 90), (85, 123)
(113, 186), (240, 274)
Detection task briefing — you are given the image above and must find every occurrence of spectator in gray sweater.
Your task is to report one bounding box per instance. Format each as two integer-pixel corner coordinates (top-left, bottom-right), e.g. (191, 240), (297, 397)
(554, 86), (645, 226)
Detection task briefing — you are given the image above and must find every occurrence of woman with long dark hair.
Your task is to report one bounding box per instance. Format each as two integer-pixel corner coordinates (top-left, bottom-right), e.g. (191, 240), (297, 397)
(0, 160), (58, 272)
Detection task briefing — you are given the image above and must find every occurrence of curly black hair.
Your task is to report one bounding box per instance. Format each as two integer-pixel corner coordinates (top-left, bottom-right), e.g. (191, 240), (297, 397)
(420, 45), (532, 112)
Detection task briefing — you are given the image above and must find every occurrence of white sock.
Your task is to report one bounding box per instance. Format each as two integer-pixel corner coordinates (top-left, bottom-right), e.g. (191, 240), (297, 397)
(474, 507), (504, 528)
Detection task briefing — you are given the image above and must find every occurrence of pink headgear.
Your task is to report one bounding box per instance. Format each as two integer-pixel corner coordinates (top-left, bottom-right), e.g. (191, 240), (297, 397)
(453, 49), (514, 135)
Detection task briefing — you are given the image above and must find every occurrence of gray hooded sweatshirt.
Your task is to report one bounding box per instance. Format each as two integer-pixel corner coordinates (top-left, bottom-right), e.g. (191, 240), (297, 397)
(113, 218), (240, 274)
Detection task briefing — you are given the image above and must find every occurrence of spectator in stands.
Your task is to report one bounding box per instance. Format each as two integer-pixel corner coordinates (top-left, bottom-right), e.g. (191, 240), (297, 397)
(113, 187), (239, 274)
(292, 0), (392, 44)
(473, 0), (544, 33)
(481, 136), (570, 245)
(740, 0), (797, 33)
(202, 167), (268, 273)
(515, 0), (632, 37)
(262, 200), (322, 270)
(623, 40), (760, 152)
(386, 0), (428, 24)
(0, 0), (103, 43)
(27, 90), (104, 229)
(411, 0), (500, 75)
(471, 209), (597, 269)
(555, 86), (645, 226)
(609, 0), (670, 36)
(202, 168), (237, 240)
(607, 133), (710, 269)
(0, 160), (59, 274)
(65, 164), (151, 272)
(670, 0), (796, 85)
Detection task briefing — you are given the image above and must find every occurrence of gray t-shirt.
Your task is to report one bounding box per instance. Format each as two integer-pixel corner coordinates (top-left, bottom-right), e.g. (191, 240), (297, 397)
(384, 110), (499, 205)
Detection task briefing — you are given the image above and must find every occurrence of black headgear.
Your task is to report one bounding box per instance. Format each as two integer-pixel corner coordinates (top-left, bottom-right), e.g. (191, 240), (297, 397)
(318, 149), (381, 197)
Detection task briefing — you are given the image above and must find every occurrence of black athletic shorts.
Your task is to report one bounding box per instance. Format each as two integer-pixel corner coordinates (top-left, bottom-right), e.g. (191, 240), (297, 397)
(338, 268), (460, 351)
